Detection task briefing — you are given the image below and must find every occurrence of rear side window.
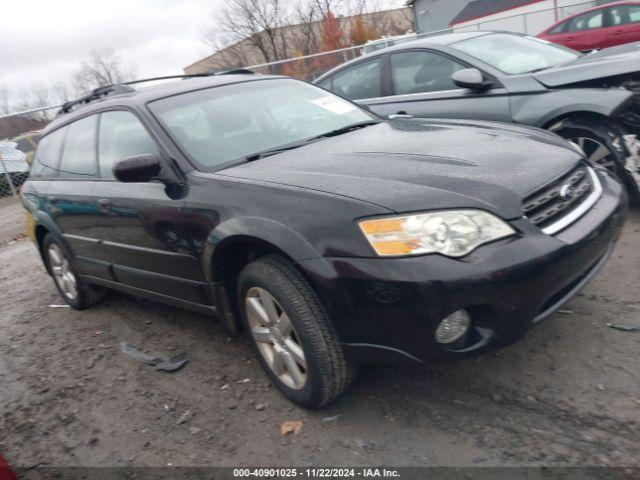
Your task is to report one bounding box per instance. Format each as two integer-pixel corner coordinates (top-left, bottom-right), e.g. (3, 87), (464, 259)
(98, 111), (159, 179)
(58, 115), (98, 178)
(332, 58), (382, 100)
(31, 127), (67, 178)
(391, 51), (465, 95)
(567, 10), (603, 31)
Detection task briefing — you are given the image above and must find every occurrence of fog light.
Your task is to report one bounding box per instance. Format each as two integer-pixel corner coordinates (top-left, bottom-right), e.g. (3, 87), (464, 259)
(435, 310), (471, 344)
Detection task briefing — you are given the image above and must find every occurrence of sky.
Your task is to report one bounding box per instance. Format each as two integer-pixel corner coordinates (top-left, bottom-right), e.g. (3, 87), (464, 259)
(0, 0), (405, 109)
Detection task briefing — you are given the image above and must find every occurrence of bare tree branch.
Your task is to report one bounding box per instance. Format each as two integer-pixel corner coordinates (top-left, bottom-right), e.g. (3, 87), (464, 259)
(73, 48), (136, 94)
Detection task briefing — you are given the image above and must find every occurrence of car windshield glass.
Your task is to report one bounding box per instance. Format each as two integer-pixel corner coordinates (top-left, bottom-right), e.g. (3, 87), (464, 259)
(452, 33), (580, 75)
(148, 78), (374, 170)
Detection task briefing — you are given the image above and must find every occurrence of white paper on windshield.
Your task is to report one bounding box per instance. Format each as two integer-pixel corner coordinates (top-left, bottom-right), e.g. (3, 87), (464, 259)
(311, 96), (357, 115)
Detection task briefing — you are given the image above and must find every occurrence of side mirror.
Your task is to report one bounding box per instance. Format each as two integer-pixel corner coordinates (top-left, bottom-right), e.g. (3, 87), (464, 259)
(113, 154), (162, 183)
(452, 68), (493, 90)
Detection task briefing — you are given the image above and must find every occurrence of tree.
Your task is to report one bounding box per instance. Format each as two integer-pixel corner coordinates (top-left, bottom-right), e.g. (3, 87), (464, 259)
(349, 14), (376, 45)
(202, 0), (288, 66)
(280, 50), (314, 80)
(73, 48), (135, 94)
(313, 9), (345, 72)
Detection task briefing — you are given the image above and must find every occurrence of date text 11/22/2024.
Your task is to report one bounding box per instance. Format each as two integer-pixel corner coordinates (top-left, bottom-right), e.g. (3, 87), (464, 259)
(232, 467), (401, 478)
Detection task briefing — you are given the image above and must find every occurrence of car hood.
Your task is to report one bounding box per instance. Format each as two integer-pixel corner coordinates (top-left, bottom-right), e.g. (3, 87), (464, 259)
(219, 119), (581, 219)
(533, 42), (640, 87)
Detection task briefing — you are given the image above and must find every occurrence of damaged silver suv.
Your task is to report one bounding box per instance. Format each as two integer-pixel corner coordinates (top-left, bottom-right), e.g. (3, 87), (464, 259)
(316, 31), (640, 202)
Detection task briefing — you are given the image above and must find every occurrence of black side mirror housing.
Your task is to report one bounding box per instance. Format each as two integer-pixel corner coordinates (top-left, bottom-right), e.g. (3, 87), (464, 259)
(452, 68), (493, 90)
(113, 154), (162, 183)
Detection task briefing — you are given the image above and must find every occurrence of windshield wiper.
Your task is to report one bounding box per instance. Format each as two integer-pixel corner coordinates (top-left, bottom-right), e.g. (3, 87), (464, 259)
(311, 120), (380, 139)
(245, 142), (311, 162)
(244, 121), (380, 162)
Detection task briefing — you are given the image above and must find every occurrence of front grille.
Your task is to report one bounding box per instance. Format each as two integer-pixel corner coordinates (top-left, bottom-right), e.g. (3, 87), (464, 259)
(523, 163), (595, 232)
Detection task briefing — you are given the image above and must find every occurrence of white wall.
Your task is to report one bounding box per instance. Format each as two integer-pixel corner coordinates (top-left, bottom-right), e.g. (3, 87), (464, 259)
(452, 0), (597, 36)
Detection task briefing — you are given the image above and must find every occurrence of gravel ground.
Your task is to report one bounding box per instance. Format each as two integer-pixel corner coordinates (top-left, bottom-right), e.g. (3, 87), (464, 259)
(0, 197), (639, 474)
(0, 196), (26, 245)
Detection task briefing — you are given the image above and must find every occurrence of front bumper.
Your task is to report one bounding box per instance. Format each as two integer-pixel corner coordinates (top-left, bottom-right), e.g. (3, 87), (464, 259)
(298, 170), (628, 363)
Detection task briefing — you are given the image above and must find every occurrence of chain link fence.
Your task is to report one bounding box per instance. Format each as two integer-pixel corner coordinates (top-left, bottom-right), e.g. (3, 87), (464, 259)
(0, 141), (30, 198)
(240, 0), (600, 82)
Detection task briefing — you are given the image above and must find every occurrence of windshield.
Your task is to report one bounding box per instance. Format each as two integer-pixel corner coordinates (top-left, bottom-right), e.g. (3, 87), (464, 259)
(148, 78), (374, 170)
(452, 33), (580, 75)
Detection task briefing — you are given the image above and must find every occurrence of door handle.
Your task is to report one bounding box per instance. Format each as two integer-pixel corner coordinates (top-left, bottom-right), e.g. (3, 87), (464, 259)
(47, 195), (57, 203)
(388, 111), (413, 119)
(97, 198), (111, 210)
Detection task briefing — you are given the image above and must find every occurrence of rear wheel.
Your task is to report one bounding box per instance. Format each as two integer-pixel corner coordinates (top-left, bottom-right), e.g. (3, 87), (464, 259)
(237, 255), (356, 407)
(43, 234), (106, 309)
(553, 116), (640, 200)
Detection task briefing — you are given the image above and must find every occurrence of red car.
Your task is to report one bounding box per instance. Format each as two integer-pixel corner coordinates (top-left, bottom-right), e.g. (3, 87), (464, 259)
(538, 1), (640, 51)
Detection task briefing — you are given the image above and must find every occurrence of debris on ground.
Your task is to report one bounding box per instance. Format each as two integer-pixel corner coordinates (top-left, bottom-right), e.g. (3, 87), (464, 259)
(322, 414), (340, 424)
(86, 352), (104, 369)
(254, 403), (266, 411)
(606, 323), (640, 332)
(558, 309), (573, 315)
(120, 342), (190, 372)
(280, 420), (303, 435)
(176, 409), (192, 425)
(48, 304), (70, 308)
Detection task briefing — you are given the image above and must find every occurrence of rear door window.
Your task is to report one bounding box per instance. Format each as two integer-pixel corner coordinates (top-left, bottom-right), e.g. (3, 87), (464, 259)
(98, 111), (160, 179)
(331, 58), (382, 100)
(31, 127), (67, 178)
(58, 115), (98, 178)
(567, 10), (604, 31)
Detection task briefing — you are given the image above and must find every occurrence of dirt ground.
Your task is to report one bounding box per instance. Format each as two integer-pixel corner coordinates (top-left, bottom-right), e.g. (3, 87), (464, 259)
(1, 197), (639, 474)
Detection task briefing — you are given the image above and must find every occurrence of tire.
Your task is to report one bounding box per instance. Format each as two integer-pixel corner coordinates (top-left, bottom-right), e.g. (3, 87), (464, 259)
(553, 116), (640, 201)
(237, 255), (356, 407)
(42, 234), (107, 309)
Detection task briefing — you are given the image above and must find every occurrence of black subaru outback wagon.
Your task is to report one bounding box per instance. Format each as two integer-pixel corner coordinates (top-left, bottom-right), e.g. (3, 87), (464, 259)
(22, 74), (627, 407)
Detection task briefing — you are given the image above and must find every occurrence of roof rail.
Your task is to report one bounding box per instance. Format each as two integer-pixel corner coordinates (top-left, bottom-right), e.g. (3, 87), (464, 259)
(58, 84), (135, 115)
(57, 69), (255, 116)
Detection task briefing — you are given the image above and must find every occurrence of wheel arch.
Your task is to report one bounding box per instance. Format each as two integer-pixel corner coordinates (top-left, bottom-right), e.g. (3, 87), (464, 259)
(33, 212), (70, 276)
(542, 110), (614, 132)
(203, 217), (323, 335)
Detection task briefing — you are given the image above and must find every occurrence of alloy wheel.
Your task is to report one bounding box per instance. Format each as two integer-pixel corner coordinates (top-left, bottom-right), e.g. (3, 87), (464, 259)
(571, 136), (616, 171)
(48, 243), (78, 300)
(245, 287), (307, 390)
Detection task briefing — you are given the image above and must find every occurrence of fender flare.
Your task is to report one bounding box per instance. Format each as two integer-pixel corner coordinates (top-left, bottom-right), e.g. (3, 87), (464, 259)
(201, 216), (322, 283)
(33, 211), (74, 274)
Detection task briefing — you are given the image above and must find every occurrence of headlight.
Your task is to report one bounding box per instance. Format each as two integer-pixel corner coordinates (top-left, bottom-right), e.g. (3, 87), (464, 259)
(359, 209), (515, 258)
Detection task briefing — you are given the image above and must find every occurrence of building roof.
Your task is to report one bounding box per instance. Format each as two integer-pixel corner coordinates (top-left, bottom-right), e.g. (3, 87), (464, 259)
(451, 0), (542, 25)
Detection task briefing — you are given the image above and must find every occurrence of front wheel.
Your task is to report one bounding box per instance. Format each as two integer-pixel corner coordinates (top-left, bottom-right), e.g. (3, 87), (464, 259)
(552, 116), (640, 201)
(237, 255), (356, 407)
